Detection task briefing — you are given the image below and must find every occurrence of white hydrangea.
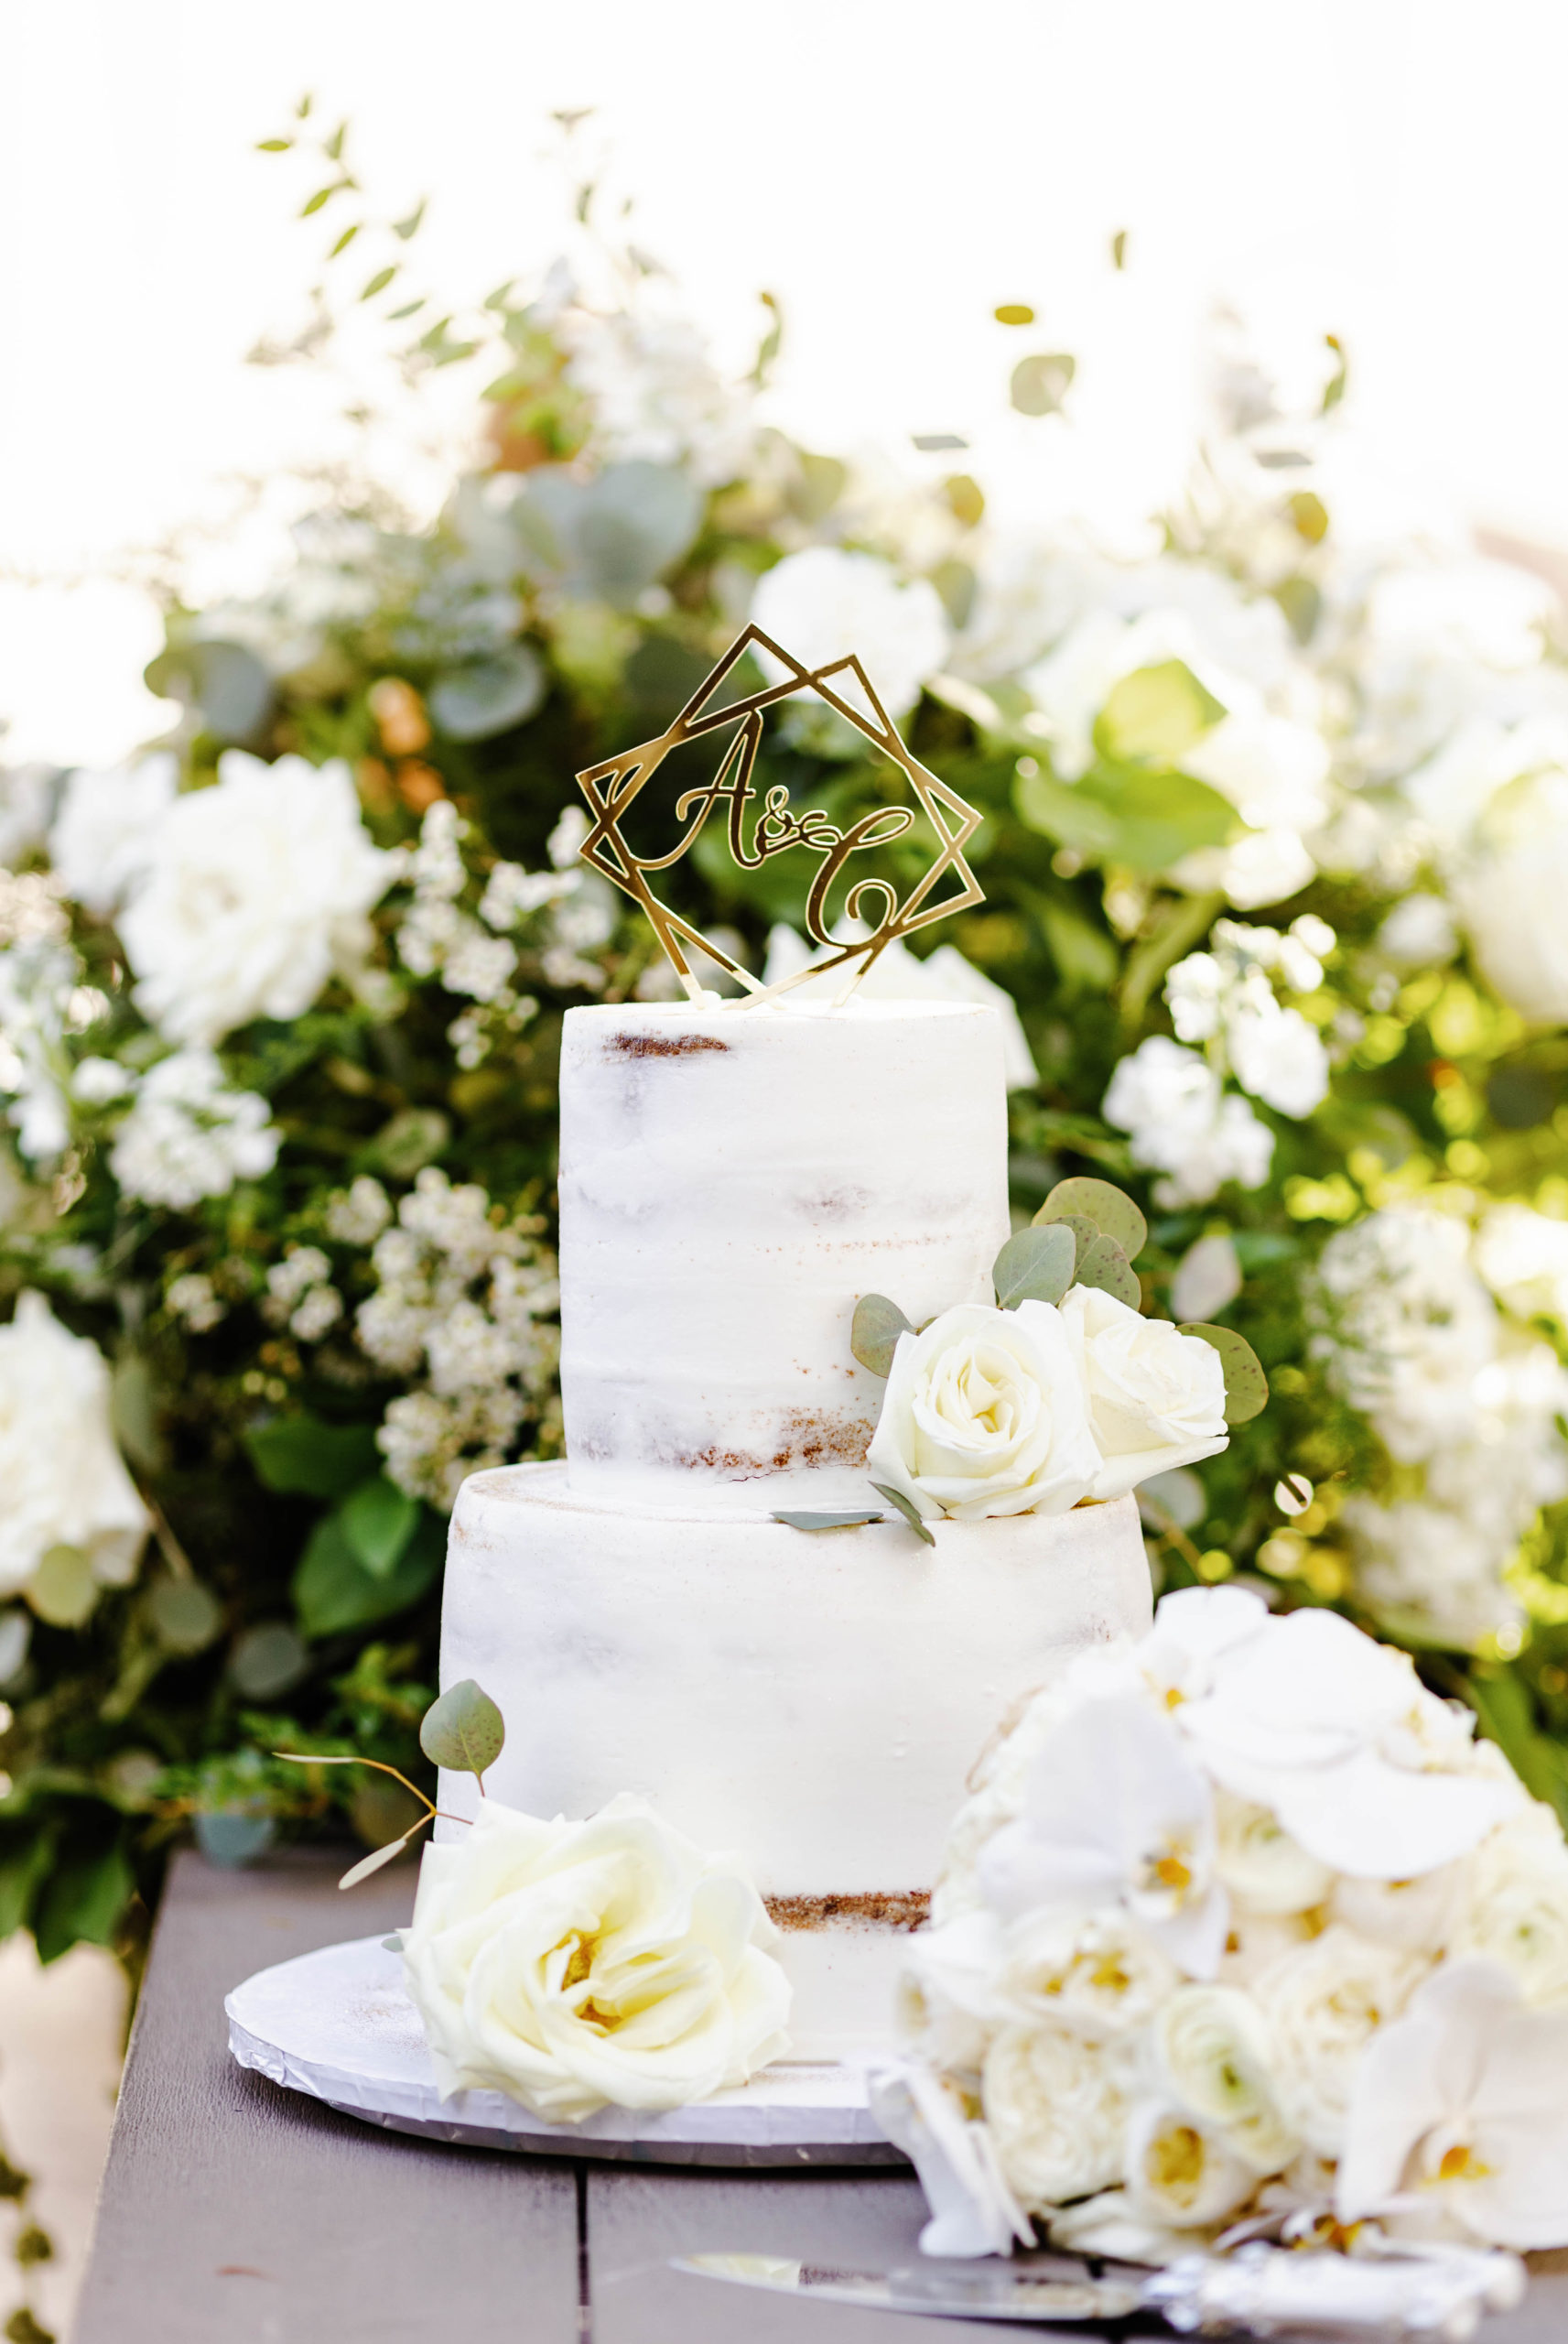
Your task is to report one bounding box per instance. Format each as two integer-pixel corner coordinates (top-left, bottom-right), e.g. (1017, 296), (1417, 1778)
(1163, 918), (1332, 1123)
(109, 1050), (279, 1210)
(118, 754), (404, 1047)
(354, 1167), (559, 1505)
(750, 547), (950, 719)
(1103, 1036), (1273, 1209)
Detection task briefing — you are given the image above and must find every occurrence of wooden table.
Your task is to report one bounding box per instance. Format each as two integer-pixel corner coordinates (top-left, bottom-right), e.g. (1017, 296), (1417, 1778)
(73, 1850), (1568, 2344)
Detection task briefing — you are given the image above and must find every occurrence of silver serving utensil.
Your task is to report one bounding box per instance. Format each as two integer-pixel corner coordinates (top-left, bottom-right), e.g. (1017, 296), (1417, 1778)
(674, 2243), (1520, 2338)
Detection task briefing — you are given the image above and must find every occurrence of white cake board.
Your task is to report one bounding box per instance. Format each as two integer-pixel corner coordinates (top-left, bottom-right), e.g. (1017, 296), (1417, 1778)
(225, 1935), (907, 2167)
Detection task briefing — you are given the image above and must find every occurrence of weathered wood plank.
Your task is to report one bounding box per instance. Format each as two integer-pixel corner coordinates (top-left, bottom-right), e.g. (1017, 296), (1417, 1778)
(73, 1849), (581, 2344)
(588, 2165), (1027, 2342)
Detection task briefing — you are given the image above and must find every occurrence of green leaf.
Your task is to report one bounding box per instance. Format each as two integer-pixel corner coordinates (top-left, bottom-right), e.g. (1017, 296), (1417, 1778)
(255, 137), (293, 152)
(1037, 896), (1119, 993)
(771, 1511), (886, 1532)
(360, 265), (399, 302)
(1010, 352), (1075, 416)
(381, 1933), (405, 1954)
(1014, 768), (1121, 859)
(392, 199), (427, 241)
(1075, 1234), (1142, 1309)
(518, 461), (704, 606)
(328, 222), (361, 257)
(994, 303), (1035, 326)
(324, 120), (348, 162)
(27, 1546), (97, 1629)
(34, 1842), (134, 1963)
(0, 1828), (56, 1941)
(293, 1511), (442, 1640)
(1077, 765), (1236, 874)
(1178, 1324), (1270, 1425)
(1035, 1177), (1147, 1262)
(420, 1680), (505, 1779)
(1094, 661), (1227, 766)
(992, 1223), (1076, 1309)
(871, 1483), (937, 1548)
(340, 1476), (419, 1580)
(369, 1107), (449, 1178)
(246, 1415), (381, 1501)
(339, 1833), (418, 1890)
(850, 1294), (914, 1377)
(301, 183), (339, 217)
(428, 644), (546, 741)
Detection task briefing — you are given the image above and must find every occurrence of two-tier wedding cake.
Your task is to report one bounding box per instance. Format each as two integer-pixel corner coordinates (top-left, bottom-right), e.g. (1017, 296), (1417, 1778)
(435, 993), (1154, 2059)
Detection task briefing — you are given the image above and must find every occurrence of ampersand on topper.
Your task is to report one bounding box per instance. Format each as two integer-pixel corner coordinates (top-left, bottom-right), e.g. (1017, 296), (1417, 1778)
(571, 624), (985, 1005)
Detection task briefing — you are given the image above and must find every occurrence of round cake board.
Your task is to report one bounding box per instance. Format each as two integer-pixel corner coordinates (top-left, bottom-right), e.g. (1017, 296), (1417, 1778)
(225, 1935), (908, 2167)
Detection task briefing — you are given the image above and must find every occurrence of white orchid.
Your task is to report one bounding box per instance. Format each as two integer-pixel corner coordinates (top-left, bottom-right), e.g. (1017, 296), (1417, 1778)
(979, 1694), (1229, 1977)
(1337, 1960), (1568, 2249)
(1174, 1604), (1518, 1878)
(867, 2061), (1032, 2259)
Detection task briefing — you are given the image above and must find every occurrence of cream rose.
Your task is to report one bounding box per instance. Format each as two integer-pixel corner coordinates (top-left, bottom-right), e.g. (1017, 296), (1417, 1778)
(1126, 2100), (1257, 2228)
(1149, 1982), (1296, 2173)
(0, 1291), (149, 1607)
(996, 1906), (1179, 2038)
(1061, 1286), (1229, 1502)
(1450, 1806), (1568, 2007)
(865, 1301), (1102, 1523)
(401, 1794), (791, 2122)
(1214, 1792), (1335, 1918)
(1253, 1924), (1429, 2157)
(980, 2017), (1129, 2208)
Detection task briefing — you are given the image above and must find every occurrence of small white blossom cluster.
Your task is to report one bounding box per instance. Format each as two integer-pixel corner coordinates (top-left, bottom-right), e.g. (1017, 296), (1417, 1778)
(165, 1273), (225, 1333)
(0, 936), (81, 1161)
(1103, 921), (1333, 1208)
(397, 801), (590, 1061)
(263, 1246), (343, 1343)
(1314, 1206), (1568, 1647)
(107, 1050), (280, 1212)
(353, 1168), (559, 1505)
(876, 1586), (1568, 2264)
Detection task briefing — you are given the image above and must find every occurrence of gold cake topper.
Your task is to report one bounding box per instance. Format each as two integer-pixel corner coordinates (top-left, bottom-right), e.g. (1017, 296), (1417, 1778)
(572, 625), (984, 1005)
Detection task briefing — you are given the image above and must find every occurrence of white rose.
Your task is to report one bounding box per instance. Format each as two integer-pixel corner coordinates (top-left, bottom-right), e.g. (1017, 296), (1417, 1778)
(0, 1291), (148, 1601)
(1454, 768), (1568, 1024)
(1061, 1286), (1228, 1503)
(980, 2017), (1129, 2208)
(866, 1300), (1102, 1523)
(1214, 1792), (1334, 1918)
(1149, 1982), (1296, 2173)
(1253, 1925), (1430, 2157)
(400, 1794), (791, 2122)
(49, 754), (178, 916)
(750, 546), (950, 719)
(996, 1906), (1180, 2037)
(1330, 1865), (1462, 1954)
(1126, 2100), (1258, 2228)
(118, 753), (404, 1047)
(1450, 1806), (1568, 2008)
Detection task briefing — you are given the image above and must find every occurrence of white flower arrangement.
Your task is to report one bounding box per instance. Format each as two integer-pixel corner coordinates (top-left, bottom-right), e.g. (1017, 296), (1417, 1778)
(877, 1584), (1568, 2263)
(850, 1177), (1260, 1533)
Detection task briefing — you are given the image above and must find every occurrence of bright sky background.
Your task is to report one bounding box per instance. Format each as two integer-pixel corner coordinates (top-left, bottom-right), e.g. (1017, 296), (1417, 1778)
(2, 0), (1565, 765)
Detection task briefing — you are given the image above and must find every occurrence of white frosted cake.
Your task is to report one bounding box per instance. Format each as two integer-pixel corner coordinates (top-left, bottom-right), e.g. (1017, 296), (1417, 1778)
(437, 996), (1153, 2058)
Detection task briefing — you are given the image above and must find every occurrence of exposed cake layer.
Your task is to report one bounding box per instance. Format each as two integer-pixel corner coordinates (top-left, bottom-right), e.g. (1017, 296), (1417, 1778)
(437, 1463), (1152, 2056)
(557, 997), (1009, 1511)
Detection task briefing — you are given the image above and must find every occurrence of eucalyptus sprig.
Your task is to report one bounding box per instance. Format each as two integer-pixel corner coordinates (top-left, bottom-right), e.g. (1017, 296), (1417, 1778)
(275, 1677), (505, 1890)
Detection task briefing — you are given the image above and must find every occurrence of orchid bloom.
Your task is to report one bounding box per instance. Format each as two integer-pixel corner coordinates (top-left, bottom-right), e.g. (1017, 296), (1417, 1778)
(868, 2061), (1033, 2259)
(1175, 1606), (1518, 1878)
(977, 1695), (1229, 1977)
(1337, 1959), (1568, 2250)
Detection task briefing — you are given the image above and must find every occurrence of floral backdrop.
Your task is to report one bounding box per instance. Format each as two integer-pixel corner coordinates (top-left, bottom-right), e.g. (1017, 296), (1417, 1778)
(5, 108), (1568, 1964)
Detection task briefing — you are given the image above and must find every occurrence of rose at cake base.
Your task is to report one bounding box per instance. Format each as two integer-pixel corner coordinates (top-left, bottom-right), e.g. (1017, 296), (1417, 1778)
(434, 996), (1156, 2067)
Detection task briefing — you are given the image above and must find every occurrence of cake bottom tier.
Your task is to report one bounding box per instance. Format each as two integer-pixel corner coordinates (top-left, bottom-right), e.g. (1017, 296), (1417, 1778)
(437, 1462), (1152, 2058)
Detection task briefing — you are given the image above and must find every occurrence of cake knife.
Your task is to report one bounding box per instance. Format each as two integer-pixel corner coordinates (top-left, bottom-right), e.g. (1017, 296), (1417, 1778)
(673, 2244), (1524, 2338)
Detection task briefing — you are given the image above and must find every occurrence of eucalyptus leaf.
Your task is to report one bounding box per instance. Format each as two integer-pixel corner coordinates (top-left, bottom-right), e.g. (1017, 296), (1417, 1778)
(771, 1510), (886, 1532)
(851, 1294), (914, 1378)
(871, 1482), (937, 1549)
(1178, 1324), (1271, 1425)
(1075, 1234), (1142, 1309)
(339, 1832), (418, 1890)
(992, 1222), (1076, 1310)
(428, 643), (546, 741)
(146, 1579), (222, 1655)
(1094, 660), (1227, 766)
(1049, 1213), (1100, 1278)
(381, 1932), (405, 1954)
(420, 1679), (505, 1780)
(517, 461), (703, 606)
(1036, 1177), (1148, 1263)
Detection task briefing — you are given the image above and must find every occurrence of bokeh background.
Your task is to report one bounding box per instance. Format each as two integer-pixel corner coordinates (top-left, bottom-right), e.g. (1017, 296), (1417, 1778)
(4, 5), (1567, 2334)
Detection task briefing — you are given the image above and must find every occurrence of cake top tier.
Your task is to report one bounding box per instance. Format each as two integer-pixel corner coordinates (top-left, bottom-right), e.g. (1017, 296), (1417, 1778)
(557, 996), (1010, 1512)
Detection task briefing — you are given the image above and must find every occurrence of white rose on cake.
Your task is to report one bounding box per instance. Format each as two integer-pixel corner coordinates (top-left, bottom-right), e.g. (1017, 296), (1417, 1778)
(1061, 1286), (1228, 1501)
(865, 1301), (1102, 1522)
(400, 1794), (791, 2122)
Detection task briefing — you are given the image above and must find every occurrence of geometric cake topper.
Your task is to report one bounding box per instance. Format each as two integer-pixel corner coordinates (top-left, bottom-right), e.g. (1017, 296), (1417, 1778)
(573, 624), (985, 1007)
